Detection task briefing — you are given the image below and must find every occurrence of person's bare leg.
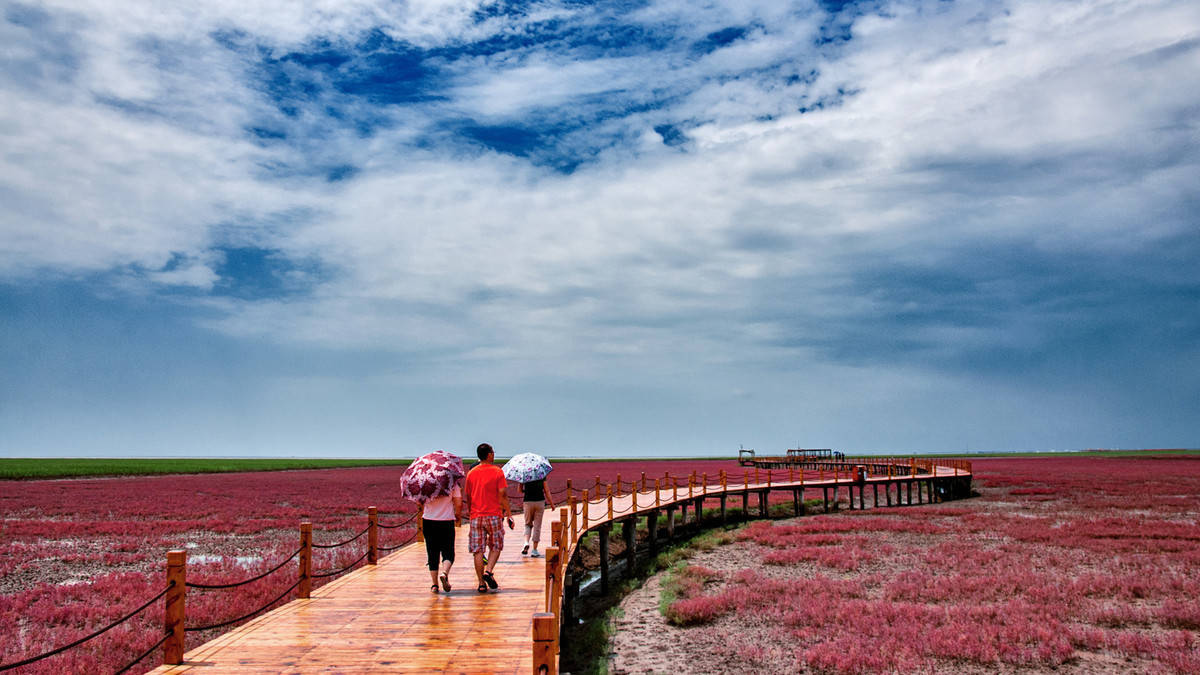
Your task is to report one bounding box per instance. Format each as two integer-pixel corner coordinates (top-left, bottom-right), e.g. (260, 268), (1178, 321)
(474, 550), (485, 584)
(485, 546), (499, 574)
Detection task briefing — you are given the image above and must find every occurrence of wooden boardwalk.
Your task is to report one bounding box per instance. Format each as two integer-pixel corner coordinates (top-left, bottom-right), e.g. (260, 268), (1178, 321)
(149, 462), (972, 674)
(150, 513), (556, 674)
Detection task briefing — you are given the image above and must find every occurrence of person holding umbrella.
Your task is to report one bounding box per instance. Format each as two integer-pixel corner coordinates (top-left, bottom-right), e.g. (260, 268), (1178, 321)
(399, 450), (466, 594)
(502, 452), (555, 558)
(463, 443), (515, 593)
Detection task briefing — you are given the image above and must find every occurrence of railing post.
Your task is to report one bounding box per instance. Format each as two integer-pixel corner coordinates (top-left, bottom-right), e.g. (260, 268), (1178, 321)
(615, 474), (622, 496)
(551, 520), (563, 551)
(299, 521), (312, 599)
(568, 496), (578, 545)
(163, 550), (186, 666)
(632, 487), (638, 512)
(703, 473), (708, 494)
(559, 507), (569, 546)
(368, 506), (378, 565)
(673, 476), (679, 501)
(607, 486), (614, 520)
(767, 469), (772, 487)
(566, 479), (573, 503)
(546, 547), (562, 627)
(789, 466), (794, 482)
(688, 474), (694, 498)
(532, 612), (558, 675)
(721, 470), (727, 490)
(655, 479), (661, 507)
(582, 490), (590, 528)
(641, 472), (647, 491)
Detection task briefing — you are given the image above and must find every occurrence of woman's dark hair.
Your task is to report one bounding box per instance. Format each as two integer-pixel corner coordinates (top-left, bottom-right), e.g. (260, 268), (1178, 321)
(476, 443), (493, 461)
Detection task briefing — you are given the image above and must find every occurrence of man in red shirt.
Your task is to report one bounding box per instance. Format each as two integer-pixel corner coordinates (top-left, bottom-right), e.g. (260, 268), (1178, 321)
(464, 442), (514, 592)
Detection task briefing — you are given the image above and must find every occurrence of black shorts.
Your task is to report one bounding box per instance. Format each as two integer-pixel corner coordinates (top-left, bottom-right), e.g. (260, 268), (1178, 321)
(423, 519), (455, 570)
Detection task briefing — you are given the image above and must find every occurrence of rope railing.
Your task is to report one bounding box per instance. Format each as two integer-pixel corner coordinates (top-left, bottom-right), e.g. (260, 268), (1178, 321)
(185, 580), (303, 632)
(312, 525), (369, 549)
(311, 550), (370, 579)
(0, 581), (174, 672)
(114, 632), (171, 675)
(376, 511), (418, 529)
(7, 498), (435, 673)
(186, 547), (302, 590)
(377, 530), (419, 552)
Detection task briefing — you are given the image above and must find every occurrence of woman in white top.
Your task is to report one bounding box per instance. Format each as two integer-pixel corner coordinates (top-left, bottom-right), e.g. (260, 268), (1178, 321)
(423, 484), (462, 593)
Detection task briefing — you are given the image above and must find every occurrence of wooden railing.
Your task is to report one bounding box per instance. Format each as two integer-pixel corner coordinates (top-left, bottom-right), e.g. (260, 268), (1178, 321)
(0, 508), (420, 674)
(530, 459), (973, 674)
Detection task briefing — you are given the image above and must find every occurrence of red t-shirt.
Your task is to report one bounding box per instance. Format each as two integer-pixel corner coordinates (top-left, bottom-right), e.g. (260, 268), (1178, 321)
(465, 463), (508, 518)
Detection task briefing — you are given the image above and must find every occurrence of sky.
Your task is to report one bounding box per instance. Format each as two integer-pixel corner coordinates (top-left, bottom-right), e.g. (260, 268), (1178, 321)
(1, 0), (1198, 459)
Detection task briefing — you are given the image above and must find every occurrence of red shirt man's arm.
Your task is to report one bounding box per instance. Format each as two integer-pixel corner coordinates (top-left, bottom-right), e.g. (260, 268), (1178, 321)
(497, 478), (512, 518)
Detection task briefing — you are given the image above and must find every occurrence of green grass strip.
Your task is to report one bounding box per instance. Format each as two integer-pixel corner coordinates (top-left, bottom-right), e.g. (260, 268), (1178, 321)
(0, 457), (414, 480)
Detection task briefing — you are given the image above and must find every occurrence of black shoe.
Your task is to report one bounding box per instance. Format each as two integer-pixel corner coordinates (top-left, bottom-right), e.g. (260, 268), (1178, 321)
(521, 545), (529, 556)
(482, 570), (498, 590)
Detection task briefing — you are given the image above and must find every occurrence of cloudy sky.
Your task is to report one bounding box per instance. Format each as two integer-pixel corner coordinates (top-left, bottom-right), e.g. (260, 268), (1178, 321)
(2, 0), (1197, 459)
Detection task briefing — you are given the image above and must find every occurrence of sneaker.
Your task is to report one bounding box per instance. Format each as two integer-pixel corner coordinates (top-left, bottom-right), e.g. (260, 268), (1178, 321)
(529, 549), (542, 558)
(521, 544), (529, 556)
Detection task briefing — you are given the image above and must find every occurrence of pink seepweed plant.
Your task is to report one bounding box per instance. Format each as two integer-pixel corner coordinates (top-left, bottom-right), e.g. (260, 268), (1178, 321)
(0, 458), (745, 673)
(659, 454), (1200, 673)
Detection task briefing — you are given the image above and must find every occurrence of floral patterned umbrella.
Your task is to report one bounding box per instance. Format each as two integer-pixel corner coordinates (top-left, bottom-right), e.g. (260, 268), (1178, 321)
(501, 452), (553, 483)
(400, 450), (466, 503)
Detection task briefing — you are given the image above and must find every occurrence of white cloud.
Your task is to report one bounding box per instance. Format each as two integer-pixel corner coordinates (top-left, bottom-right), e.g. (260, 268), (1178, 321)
(3, 0), (1197, 388)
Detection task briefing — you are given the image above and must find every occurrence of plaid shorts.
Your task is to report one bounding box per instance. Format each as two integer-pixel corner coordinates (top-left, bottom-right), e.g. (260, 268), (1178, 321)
(468, 516), (505, 554)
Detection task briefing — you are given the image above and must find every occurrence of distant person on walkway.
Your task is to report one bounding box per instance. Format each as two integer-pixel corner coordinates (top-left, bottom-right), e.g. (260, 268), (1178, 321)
(463, 443), (514, 593)
(422, 483), (461, 594)
(519, 478), (555, 558)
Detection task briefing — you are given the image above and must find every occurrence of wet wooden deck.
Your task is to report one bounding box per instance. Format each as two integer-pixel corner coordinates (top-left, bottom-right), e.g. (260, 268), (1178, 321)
(150, 512), (554, 674)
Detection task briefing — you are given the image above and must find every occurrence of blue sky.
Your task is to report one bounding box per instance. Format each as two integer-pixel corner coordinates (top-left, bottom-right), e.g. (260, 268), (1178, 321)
(2, 0), (1198, 458)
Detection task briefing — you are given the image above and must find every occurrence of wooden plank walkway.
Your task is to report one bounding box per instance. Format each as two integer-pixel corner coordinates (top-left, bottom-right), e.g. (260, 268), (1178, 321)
(149, 463), (971, 674)
(150, 514), (555, 674)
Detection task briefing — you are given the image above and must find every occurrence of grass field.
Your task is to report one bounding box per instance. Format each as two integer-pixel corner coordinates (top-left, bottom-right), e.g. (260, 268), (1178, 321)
(0, 455), (736, 480)
(3, 450), (1194, 480)
(0, 457), (414, 480)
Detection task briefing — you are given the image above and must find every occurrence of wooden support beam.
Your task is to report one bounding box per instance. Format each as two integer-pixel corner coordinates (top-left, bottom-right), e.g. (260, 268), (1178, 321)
(720, 494), (727, 525)
(532, 612), (557, 675)
(299, 521), (312, 599)
(581, 490), (589, 529)
(568, 496), (577, 545)
(546, 547), (562, 627)
(367, 506), (378, 565)
(163, 550), (186, 666)
(648, 510), (659, 556)
(598, 525), (610, 595)
(559, 508), (569, 546)
(622, 519), (636, 570)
